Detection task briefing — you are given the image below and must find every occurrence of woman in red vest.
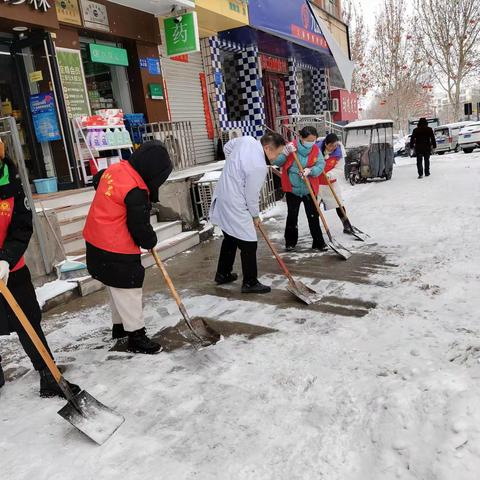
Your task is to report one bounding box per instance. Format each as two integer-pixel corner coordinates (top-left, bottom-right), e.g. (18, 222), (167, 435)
(83, 141), (172, 354)
(274, 126), (327, 251)
(0, 141), (79, 397)
(317, 133), (354, 234)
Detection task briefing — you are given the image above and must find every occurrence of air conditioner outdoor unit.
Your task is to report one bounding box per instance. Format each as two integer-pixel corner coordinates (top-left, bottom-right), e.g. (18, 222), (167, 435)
(330, 98), (339, 113)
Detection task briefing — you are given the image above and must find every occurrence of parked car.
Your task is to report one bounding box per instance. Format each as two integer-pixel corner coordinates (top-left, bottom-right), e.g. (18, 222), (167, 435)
(434, 121), (474, 155)
(393, 134), (405, 157)
(405, 134), (415, 157)
(458, 122), (480, 153)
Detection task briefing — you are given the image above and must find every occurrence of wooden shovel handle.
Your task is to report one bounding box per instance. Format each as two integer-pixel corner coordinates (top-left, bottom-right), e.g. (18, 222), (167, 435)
(292, 152), (333, 241)
(322, 172), (348, 219)
(0, 280), (62, 383)
(257, 222), (294, 283)
(151, 249), (184, 309)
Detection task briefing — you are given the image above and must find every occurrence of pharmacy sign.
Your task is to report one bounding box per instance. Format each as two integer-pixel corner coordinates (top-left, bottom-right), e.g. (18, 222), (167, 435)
(163, 12), (200, 57)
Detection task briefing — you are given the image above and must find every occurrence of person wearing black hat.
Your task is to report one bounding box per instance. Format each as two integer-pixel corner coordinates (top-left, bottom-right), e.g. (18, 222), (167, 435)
(410, 117), (437, 178)
(83, 141), (173, 354)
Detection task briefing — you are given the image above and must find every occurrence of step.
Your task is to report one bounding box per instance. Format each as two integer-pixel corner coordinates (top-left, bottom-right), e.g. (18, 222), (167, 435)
(64, 222), (184, 261)
(59, 215), (87, 237)
(54, 202), (92, 222)
(77, 230), (200, 296)
(34, 188), (95, 211)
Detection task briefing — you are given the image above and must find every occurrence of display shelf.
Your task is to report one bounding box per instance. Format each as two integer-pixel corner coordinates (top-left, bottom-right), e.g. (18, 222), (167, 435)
(93, 144), (133, 152)
(82, 125), (127, 130)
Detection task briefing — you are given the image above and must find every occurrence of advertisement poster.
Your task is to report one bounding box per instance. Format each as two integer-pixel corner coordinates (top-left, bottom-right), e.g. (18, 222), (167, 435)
(29, 92), (62, 143)
(56, 47), (91, 118)
(147, 57), (161, 75)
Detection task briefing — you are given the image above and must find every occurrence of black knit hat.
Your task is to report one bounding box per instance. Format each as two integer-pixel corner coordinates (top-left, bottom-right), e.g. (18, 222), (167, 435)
(129, 141), (173, 202)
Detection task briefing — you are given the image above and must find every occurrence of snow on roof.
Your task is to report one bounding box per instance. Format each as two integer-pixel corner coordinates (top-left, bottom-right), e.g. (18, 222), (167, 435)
(345, 119), (394, 129)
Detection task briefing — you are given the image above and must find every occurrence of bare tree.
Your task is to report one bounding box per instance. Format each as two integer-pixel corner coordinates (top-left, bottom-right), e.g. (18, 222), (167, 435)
(415, 0), (480, 121)
(342, 0), (371, 97)
(368, 0), (434, 131)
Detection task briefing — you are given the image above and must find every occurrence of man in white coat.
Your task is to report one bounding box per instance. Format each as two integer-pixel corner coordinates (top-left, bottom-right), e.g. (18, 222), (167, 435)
(210, 132), (286, 294)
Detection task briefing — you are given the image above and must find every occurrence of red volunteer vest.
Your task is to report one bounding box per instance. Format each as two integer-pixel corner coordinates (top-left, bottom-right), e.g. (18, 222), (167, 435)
(0, 197), (25, 272)
(83, 161), (149, 254)
(281, 141), (321, 196)
(319, 154), (339, 185)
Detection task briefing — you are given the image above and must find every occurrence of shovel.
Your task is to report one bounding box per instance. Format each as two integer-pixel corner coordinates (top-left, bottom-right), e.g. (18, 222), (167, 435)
(0, 280), (124, 445)
(150, 249), (221, 347)
(293, 152), (352, 260)
(322, 172), (369, 241)
(257, 223), (320, 305)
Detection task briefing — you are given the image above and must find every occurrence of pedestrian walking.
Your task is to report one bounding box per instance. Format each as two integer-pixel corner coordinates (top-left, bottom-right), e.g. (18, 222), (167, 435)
(317, 133), (354, 234)
(210, 132), (286, 294)
(83, 141), (172, 354)
(274, 126), (327, 252)
(410, 117), (436, 178)
(0, 141), (79, 397)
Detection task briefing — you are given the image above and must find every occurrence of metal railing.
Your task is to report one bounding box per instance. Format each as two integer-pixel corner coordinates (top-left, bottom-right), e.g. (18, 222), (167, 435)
(275, 114), (345, 142)
(192, 169), (277, 222)
(127, 120), (197, 171)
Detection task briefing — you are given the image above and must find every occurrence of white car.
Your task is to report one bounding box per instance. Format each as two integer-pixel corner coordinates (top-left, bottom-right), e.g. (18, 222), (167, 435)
(458, 122), (480, 153)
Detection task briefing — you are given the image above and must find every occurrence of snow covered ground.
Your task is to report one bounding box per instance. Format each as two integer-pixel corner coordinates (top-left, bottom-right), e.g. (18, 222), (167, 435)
(1, 151), (480, 479)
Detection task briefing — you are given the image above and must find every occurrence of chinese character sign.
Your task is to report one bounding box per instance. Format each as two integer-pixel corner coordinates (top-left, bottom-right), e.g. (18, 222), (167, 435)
(3, 0), (52, 12)
(163, 12), (200, 57)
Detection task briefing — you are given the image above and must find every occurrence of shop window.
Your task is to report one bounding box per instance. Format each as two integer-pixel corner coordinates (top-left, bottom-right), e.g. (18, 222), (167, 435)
(220, 50), (248, 122)
(80, 39), (133, 114)
(297, 69), (315, 115)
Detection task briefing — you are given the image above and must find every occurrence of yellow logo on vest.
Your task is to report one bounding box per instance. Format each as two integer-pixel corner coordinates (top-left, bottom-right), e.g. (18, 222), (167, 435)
(0, 201), (12, 216)
(103, 172), (114, 197)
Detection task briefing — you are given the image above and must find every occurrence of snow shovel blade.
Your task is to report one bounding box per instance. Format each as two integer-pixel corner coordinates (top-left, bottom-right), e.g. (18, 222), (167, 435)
(328, 240), (352, 260)
(350, 229), (367, 242)
(177, 316), (222, 347)
(57, 390), (125, 445)
(287, 279), (321, 305)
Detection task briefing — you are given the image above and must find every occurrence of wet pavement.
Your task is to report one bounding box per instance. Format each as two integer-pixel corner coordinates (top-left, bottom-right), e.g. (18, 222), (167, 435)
(0, 211), (396, 381)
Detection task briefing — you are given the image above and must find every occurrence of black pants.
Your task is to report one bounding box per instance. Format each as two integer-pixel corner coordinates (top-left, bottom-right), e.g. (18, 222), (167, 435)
(285, 192), (326, 249)
(417, 153), (430, 176)
(0, 267), (52, 371)
(217, 231), (258, 286)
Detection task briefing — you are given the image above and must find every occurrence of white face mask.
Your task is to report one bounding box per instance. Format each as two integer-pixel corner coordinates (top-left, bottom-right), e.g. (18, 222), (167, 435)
(302, 140), (315, 148)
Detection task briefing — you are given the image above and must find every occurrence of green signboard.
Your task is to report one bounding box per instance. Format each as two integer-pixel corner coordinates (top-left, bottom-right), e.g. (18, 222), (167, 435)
(148, 83), (164, 100)
(89, 43), (129, 67)
(56, 47), (91, 118)
(163, 12), (200, 57)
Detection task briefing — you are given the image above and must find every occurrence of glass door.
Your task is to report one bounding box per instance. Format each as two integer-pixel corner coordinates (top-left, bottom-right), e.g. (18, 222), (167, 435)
(11, 31), (80, 188)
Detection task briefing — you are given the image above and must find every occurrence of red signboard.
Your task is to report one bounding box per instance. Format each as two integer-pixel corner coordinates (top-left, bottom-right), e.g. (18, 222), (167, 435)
(260, 54), (288, 75)
(291, 25), (329, 50)
(331, 89), (359, 122)
(199, 73), (214, 140)
(171, 54), (189, 63)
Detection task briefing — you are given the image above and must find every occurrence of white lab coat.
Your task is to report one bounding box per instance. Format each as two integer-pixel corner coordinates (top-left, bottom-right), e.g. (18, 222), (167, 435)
(209, 136), (267, 241)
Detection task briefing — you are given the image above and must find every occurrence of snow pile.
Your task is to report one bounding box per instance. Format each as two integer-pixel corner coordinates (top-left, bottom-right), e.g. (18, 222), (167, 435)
(35, 280), (77, 309)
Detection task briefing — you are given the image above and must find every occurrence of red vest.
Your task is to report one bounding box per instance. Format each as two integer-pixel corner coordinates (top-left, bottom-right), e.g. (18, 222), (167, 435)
(0, 197), (25, 272)
(319, 154), (339, 185)
(281, 141), (321, 196)
(83, 161), (149, 254)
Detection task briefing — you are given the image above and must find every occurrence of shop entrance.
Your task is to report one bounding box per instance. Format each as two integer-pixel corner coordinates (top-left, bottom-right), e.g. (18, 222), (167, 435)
(263, 71), (288, 130)
(7, 32), (79, 188)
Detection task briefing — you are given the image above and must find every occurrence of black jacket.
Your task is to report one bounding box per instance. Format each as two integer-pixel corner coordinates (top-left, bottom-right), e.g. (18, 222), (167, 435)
(0, 159), (33, 269)
(86, 142), (172, 289)
(410, 126), (437, 155)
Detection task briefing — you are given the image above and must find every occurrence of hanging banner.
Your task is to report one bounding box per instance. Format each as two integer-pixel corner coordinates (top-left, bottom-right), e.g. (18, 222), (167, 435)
(163, 12), (200, 57)
(199, 72), (214, 140)
(56, 47), (91, 118)
(29, 92), (62, 143)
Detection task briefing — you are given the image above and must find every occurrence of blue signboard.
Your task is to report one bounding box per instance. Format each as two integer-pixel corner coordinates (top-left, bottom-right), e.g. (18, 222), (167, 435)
(29, 92), (61, 143)
(147, 57), (161, 75)
(139, 58), (148, 69)
(247, 0), (331, 55)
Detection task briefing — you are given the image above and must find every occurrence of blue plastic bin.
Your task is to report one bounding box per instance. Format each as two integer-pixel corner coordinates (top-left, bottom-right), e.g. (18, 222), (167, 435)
(33, 177), (58, 194)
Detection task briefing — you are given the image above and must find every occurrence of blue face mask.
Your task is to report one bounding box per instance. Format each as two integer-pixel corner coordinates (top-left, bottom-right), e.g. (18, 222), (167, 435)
(302, 141), (315, 148)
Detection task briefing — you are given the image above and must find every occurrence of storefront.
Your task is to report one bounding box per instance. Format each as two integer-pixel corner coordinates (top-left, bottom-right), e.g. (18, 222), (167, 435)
(0, 0), (168, 190)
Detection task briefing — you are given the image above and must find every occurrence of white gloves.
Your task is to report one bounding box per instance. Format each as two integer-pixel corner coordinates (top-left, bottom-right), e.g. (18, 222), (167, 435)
(283, 142), (296, 156)
(0, 260), (10, 285)
(302, 167), (312, 177)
